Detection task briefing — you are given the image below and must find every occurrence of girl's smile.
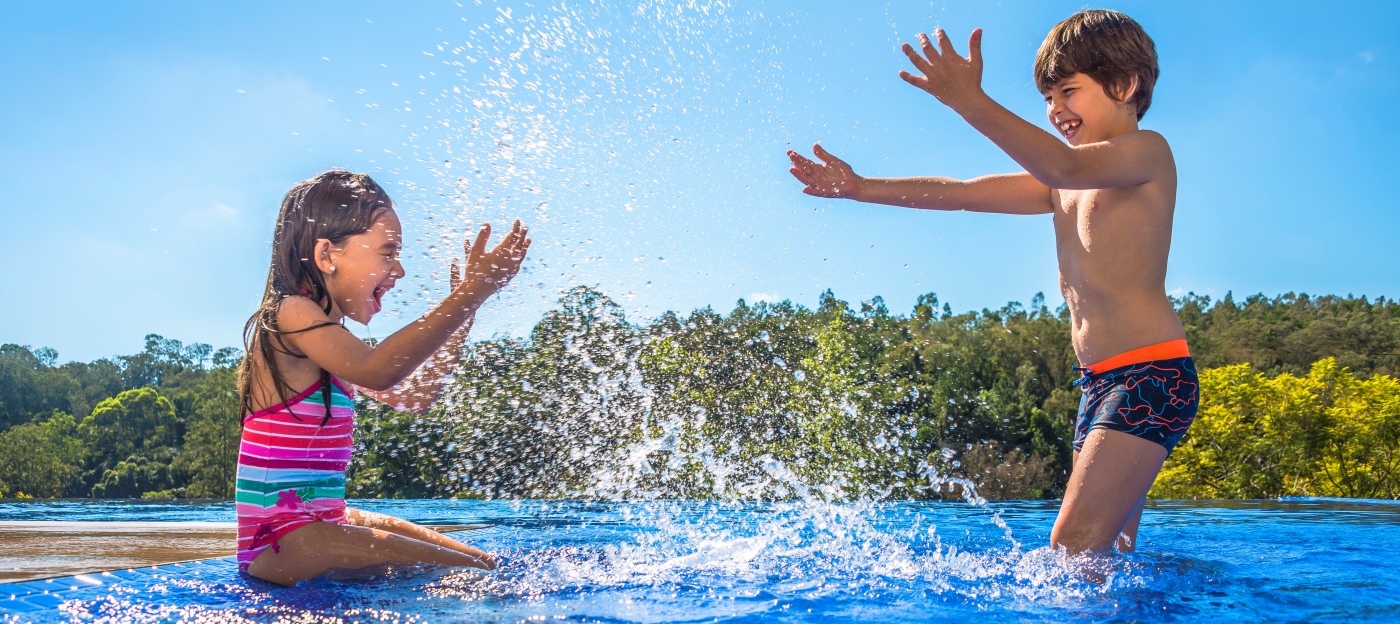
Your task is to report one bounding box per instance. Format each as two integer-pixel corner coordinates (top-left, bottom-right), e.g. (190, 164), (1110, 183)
(323, 209), (406, 325)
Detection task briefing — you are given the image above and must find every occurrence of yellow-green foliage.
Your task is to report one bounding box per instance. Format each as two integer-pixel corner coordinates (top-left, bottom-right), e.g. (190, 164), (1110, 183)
(1152, 358), (1400, 499)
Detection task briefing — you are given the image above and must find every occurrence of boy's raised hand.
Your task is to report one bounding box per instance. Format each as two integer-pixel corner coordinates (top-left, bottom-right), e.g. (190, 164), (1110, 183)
(452, 220), (531, 301)
(788, 143), (861, 198)
(899, 28), (984, 108)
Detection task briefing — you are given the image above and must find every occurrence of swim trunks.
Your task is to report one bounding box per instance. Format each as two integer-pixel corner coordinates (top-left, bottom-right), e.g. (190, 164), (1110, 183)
(1072, 339), (1198, 455)
(236, 375), (355, 571)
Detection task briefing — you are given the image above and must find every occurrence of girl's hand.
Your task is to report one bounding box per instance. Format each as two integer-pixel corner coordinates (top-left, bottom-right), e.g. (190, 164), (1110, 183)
(452, 220), (531, 301)
(898, 28), (985, 109)
(788, 143), (862, 199)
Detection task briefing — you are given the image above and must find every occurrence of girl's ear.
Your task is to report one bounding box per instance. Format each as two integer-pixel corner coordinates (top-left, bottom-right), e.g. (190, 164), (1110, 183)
(313, 238), (337, 276)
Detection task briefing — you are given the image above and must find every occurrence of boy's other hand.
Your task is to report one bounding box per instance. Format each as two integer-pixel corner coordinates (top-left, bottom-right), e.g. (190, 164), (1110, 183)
(899, 28), (984, 108)
(788, 143), (861, 199)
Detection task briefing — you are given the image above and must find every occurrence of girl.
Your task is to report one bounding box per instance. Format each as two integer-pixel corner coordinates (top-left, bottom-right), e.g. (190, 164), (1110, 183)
(235, 171), (530, 586)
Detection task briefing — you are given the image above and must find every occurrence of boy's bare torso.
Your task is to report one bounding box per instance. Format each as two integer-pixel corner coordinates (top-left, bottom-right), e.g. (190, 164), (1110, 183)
(1051, 157), (1184, 366)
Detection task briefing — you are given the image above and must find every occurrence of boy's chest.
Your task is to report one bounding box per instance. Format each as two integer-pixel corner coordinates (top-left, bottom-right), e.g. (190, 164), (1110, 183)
(1053, 189), (1106, 241)
(1051, 187), (1142, 249)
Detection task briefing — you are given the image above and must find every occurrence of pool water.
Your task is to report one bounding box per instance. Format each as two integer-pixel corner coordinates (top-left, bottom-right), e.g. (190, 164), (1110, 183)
(2, 498), (1398, 622)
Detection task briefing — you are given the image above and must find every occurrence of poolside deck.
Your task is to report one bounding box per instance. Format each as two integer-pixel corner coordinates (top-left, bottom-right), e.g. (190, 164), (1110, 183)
(0, 521), (489, 583)
(0, 521), (235, 582)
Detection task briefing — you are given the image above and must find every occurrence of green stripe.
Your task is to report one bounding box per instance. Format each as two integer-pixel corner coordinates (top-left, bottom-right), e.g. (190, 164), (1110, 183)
(235, 477), (345, 493)
(235, 485), (346, 507)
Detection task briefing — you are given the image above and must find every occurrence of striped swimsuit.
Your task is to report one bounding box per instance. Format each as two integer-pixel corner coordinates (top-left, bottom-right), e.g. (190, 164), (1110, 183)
(236, 375), (356, 571)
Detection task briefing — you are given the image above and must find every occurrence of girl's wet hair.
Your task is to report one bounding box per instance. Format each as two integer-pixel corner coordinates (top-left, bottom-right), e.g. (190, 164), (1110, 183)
(1034, 10), (1159, 120)
(237, 171), (393, 420)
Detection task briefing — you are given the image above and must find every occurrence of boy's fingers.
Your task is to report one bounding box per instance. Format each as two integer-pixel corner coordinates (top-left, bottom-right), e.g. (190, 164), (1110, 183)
(918, 33), (940, 64)
(935, 28), (960, 60)
(968, 28), (983, 63)
(901, 42), (935, 76)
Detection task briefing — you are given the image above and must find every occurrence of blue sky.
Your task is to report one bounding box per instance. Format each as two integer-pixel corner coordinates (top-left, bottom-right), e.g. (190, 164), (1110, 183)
(3, 1), (1397, 362)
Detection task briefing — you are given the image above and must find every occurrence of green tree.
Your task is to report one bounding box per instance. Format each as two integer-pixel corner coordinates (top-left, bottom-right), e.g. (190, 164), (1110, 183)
(176, 368), (241, 498)
(91, 451), (178, 498)
(0, 345), (83, 429)
(0, 411), (85, 497)
(1153, 358), (1400, 499)
(79, 387), (181, 494)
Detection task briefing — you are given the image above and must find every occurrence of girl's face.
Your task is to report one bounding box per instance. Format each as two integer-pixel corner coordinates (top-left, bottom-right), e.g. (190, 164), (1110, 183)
(1042, 72), (1138, 146)
(323, 209), (405, 325)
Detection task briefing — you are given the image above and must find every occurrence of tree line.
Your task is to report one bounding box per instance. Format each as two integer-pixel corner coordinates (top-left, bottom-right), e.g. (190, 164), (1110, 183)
(1, 290), (1396, 500)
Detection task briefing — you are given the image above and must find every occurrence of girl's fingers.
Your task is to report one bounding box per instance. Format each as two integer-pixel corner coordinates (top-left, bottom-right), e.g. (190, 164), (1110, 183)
(812, 143), (844, 166)
(468, 224), (491, 265)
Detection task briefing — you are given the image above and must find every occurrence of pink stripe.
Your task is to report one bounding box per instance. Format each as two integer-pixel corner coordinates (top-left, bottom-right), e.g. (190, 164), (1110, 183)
(236, 454), (349, 470)
(239, 444), (352, 461)
(239, 440), (352, 460)
(241, 430), (352, 443)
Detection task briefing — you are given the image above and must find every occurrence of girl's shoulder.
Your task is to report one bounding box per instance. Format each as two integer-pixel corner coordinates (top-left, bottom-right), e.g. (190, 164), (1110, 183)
(277, 294), (336, 329)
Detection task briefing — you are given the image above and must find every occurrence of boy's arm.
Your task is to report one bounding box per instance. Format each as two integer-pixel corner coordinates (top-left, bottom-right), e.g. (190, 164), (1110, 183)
(789, 144), (1052, 215)
(900, 29), (1170, 190)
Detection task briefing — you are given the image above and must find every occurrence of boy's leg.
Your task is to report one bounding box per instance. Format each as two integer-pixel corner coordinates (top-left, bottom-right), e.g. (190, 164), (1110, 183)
(1117, 501), (1145, 552)
(345, 508), (495, 565)
(1051, 428), (1166, 554)
(246, 522), (494, 587)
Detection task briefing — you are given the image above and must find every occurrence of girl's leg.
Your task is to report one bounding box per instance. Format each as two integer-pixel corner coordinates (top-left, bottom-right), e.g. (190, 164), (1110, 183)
(345, 507), (494, 564)
(245, 521), (493, 587)
(1050, 428), (1166, 554)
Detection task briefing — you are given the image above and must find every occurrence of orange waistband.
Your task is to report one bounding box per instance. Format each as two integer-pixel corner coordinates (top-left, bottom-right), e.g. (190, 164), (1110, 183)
(1082, 339), (1190, 373)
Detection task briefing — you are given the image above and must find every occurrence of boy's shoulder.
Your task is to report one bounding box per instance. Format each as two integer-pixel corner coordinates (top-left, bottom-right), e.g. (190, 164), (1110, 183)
(1107, 129), (1175, 173)
(1112, 128), (1169, 148)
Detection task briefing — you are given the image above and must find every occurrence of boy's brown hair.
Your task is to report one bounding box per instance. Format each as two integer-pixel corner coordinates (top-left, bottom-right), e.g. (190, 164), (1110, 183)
(1034, 10), (1159, 120)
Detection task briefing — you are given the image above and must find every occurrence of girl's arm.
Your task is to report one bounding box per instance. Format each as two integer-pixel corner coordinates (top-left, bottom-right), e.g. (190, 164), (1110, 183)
(281, 221), (530, 392)
(788, 143), (1052, 215)
(357, 321), (469, 414)
(359, 250), (478, 414)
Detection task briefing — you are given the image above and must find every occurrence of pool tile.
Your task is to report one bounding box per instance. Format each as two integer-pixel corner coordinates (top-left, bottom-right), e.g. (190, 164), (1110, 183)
(18, 592), (65, 608)
(0, 598), (45, 614)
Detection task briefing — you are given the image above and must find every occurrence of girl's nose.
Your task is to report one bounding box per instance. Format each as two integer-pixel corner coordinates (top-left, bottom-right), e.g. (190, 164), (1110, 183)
(391, 259), (406, 279)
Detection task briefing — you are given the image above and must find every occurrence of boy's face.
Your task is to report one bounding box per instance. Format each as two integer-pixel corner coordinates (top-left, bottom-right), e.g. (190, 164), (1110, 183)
(1042, 73), (1137, 146)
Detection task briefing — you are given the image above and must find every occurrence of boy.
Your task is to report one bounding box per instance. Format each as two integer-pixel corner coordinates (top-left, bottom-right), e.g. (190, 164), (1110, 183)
(787, 10), (1196, 554)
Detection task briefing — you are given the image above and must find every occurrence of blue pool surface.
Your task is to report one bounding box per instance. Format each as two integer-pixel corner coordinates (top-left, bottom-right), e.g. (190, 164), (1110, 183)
(2, 498), (1398, 623)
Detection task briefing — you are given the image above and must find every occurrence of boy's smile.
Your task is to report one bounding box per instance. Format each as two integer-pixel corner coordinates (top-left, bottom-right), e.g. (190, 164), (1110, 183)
(1042, 73), (1139, 146)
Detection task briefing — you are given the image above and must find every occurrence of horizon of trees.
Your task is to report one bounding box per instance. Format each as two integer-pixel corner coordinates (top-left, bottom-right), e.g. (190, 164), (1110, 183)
(0, 289), (1396, 501)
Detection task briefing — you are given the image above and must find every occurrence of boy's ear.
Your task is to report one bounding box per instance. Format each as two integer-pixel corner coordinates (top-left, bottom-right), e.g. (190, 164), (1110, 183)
(1113, 75), (1140, 107)
(313, 238), (336, 275)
